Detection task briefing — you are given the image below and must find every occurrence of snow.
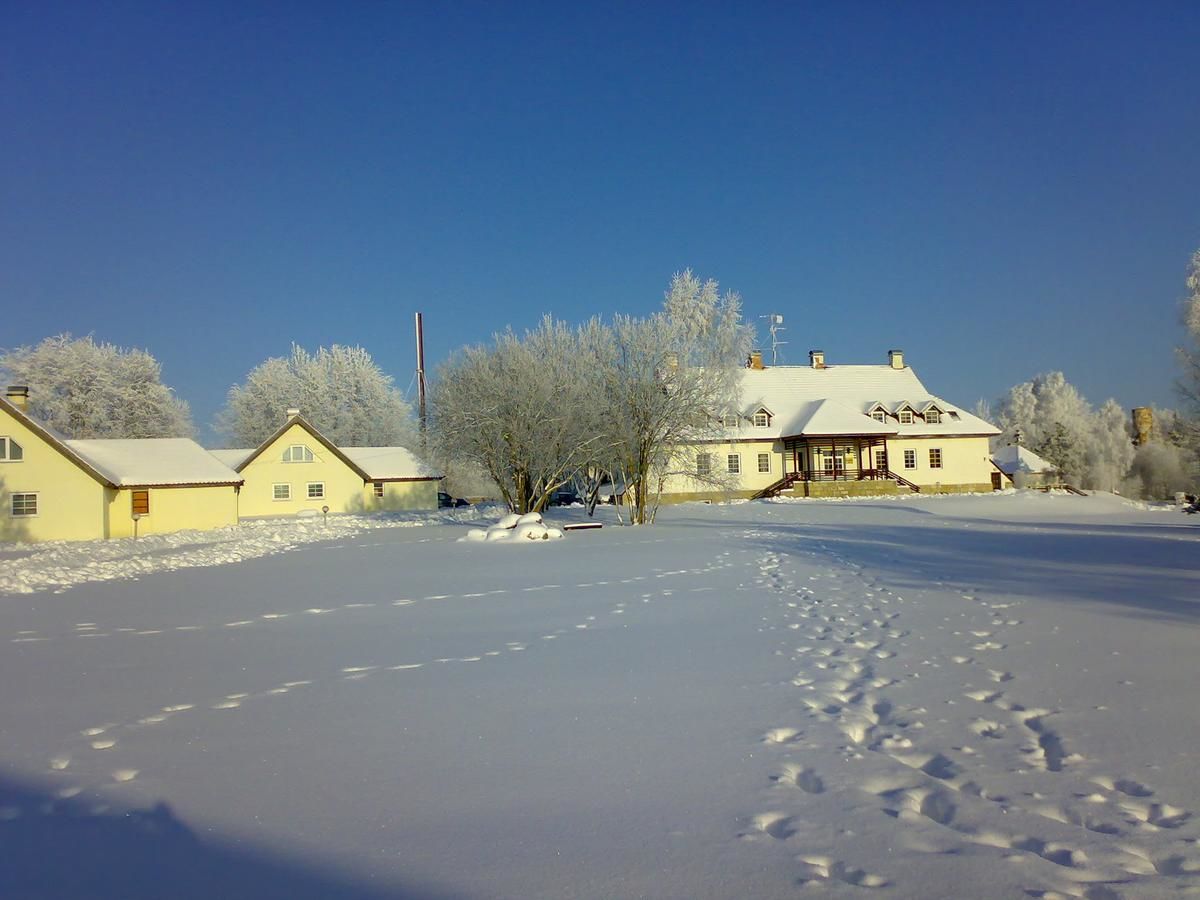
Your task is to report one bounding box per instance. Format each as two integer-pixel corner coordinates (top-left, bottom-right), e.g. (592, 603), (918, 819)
(731, 364), (1000, 439)
(993, 443), (1057, 475)
(339, 446), (440, 480)
(65, 438), (242, 486)
(2, 493), (1199, 898)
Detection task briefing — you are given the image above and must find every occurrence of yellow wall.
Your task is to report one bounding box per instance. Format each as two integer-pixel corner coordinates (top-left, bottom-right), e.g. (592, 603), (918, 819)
(105, 484), (239, 538)
(1, 407), (109, 542)
(361, 479), (439, 512)
(882, 436), (994, 489)
(237, 424), (367, 517)
(660, 439), (783, 497)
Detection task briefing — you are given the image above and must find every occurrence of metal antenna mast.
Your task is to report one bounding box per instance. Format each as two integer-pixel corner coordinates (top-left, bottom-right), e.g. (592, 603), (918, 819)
(761, 313), (787, 366)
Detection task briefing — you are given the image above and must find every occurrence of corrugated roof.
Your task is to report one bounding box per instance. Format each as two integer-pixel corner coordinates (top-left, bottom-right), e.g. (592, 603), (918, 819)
(66, 439), (243, 486)
(727, 365), (1000, 439)
(340, 447), (440, 480)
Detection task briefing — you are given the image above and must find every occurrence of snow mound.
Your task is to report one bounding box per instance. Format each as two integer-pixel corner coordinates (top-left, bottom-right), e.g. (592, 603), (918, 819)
(459, 511), (564, 544)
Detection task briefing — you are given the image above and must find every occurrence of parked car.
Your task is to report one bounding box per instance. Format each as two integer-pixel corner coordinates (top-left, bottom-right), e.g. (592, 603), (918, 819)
(438, 491), (470, 508)
(549, 489), (580, 506)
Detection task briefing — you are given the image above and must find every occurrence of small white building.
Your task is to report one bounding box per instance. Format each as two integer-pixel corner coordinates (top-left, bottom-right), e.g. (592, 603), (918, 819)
(662, 349), (1001, 500)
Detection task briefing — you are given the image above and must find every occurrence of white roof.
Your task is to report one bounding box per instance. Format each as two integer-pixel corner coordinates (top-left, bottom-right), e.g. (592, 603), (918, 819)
(340, 447), (440, 480)
(66, 439), (243, 486)
(992, 444), (1056, 475)
(728, 365), (1000, 439)
(209, 448), (254, 468)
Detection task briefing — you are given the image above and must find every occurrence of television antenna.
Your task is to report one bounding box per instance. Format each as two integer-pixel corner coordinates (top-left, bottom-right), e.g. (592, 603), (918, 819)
(760, 313), (787, 366)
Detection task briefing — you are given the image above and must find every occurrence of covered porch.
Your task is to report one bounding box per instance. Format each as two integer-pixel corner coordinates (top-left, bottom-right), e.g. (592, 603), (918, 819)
(782, 434), (893, 482)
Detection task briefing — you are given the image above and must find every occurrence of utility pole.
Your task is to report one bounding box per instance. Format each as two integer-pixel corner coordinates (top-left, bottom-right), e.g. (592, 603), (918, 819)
(415, 312), (427, 453)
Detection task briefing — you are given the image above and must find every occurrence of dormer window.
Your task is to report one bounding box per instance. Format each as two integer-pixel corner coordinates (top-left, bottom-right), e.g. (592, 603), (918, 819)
(925, 409), (941, 425)
(752, 409), (772, 427)
(282, 444), (314, 463)
(898, 410), (914, 425)
(871, 410), (887, 423)
(722, 413), (740, 428)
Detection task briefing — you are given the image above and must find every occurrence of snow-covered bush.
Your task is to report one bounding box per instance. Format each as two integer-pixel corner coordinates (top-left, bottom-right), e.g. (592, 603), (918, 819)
(460, 511), (564, 543)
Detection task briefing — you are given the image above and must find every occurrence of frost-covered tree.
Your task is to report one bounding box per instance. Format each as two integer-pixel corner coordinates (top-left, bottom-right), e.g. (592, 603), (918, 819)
(0, 334), (193, 438)
(992, 372), (1133, 491)
(594, 270), (753, 524)
(1173, 248), (1200, 479)
(218, 344), (416, 448)
(429, 317), (604, 514)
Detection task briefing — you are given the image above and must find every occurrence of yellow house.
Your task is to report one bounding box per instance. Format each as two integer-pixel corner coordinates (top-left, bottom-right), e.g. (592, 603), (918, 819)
(661, 349), (1001, 501)
(212, 412), (440, 518)
(1, 386), (242, 543)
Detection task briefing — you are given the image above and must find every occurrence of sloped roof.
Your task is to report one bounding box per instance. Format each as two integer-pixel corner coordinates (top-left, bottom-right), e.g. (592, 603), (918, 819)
(778, 399), (897, 437)
(0, 395), (113, 486)
(208, 448), (254, 468)
(992, 444), (1056, 475)
(233, 415), (371, 480)
(66, 439), (243, 486)
(340, 447), (441, 481)
(727, 364), (1000, 440)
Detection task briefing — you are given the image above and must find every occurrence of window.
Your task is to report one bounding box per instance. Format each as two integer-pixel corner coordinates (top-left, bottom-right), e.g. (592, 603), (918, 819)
(696, 452), (712, 476)
(903, 449), (917, 469)
(273, 483), (291, 501)
(373, 482), (384, 498)
(307, 482), (325, 499)
(132, 490), (149, 515)
(874, 449), (887, 472)
(929, 448), (943, 469)
(871, 410), (886, 423)
(753, 412), (769, 427)
(925, 409), (941, 425)
(282, 445), (314, 463)
(822, 451), (844, 474)
(0, 437), (24, 461)
(898, 410), (914, 425)
(722, 414), (739, 428)
(757, 453), (771, 473)
(727, 454), (740, 475)
(11, 493), (37, 517)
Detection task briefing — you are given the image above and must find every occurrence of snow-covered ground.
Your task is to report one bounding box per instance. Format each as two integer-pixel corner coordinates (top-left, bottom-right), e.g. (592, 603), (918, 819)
(1, 492), (1198, 899)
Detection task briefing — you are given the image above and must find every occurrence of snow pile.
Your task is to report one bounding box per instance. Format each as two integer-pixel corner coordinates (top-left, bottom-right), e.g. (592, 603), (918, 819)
(460, 511), (565, 543)
(0, 510), (481, 595)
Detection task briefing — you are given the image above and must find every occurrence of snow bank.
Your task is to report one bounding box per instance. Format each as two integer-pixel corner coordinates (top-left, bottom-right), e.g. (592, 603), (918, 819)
(0, 509), (485, 595)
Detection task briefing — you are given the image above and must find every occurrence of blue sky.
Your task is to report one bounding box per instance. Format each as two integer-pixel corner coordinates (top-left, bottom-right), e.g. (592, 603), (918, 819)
(3, 2), (1198, 441)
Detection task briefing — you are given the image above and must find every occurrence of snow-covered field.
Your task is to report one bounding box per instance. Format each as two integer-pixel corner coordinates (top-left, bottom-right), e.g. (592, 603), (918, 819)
(1, 492), (1198, 899)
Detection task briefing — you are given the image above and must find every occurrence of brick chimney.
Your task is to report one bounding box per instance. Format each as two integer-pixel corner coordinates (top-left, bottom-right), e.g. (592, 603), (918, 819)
(5, 385), (29, 412)
(888, 349), (904, 369)
(1131, 407), (1154, 446)
(809, 350), (826, 369)
(286, 407), (301, 420)
(747, 350), (764, 370)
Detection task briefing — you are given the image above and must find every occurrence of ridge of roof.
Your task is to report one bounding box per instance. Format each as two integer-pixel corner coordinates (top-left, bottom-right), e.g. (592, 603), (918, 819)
(234, 415), (372, 481)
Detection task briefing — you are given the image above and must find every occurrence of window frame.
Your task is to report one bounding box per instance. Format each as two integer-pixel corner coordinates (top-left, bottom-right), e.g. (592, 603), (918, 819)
(131, 490), (150, 516)
(752, 411), (770, 428)
(924, 409), (941, 425)
(903, 449), (917, 470)
(874, 449), (887, 472)
(871, 410), (887, 423)
(898, 409), (915, 425)
(307, 482), (325, 499)
(726, 453), (740, 475)
(272, 483), (292, 501)
(11, 492), (37, 517)
(696, 452), (712, 477)
(282, 444), (314, 463)
(929, 448), (943, 469)
(757, 452), (771, 474)
(0, 436), (23, 462)
(373, 481), (385, 498)
(722, 413), (740, 428)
